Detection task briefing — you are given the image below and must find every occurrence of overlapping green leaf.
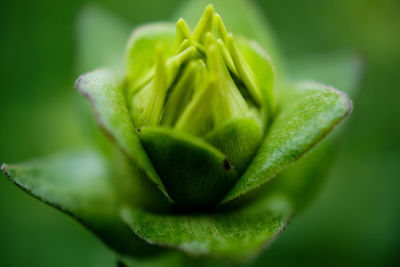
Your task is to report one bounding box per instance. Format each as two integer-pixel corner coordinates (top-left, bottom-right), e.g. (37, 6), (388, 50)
(76, 69), (170, 201)
(269, 53), (363, 212)
(139, 127), (237, 208)
(1, 1), (362, 263)
(122, 193), (292, 260)
(205, 118), (263, 175)
(222, 82), (352, 203)
(1, 149), (159, 257)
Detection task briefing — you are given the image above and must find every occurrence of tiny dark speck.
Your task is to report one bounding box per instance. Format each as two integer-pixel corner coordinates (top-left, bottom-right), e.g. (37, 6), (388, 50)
(223, 159), (232, 171)
(136, 128), (141, 133)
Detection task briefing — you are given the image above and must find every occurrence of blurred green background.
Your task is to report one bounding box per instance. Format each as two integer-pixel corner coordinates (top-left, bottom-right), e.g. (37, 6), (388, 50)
(1, 0), (399, 266)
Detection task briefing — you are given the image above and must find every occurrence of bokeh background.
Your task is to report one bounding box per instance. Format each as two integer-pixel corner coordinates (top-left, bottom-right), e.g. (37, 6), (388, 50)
(1, 0), (399, 266)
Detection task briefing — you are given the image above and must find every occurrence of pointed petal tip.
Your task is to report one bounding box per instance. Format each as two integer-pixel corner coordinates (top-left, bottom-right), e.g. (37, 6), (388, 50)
(176, 18), (189, 31)
(205, 4), (215, 13)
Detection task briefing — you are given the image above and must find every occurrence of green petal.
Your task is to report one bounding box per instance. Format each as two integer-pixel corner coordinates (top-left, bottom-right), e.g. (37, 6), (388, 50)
(175, 0), (282, 72)
(76, 4), (131, 72)
(138, 127), (238, 208)
(222, 82), (352, 203)
(125, 23), (176, 90)
(122, 192), (292, 260)
(76, 68), (171, 202)
(1, 150), (158, 257)
(236, 38), (275, 126)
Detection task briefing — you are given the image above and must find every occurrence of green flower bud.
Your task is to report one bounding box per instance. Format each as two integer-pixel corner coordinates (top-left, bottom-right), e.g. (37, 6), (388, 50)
(2, 1), (355, 261)
(124, 5), (273, 208)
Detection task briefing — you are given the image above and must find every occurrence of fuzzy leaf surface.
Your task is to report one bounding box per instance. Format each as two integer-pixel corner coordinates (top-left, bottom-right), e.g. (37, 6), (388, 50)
(223, 82), (352, 203)
(76, 69), (170, 201)
(122, 193), (291, 260)
(1, 150), (158, 257)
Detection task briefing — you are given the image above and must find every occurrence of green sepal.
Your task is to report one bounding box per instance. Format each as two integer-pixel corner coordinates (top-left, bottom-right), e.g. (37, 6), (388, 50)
(271, 53), (363, 212)
(222, 82), (352, 203)
(76, 68), (171, 202)
(205, 117), (263, 176)
(138, 127), (238, 208)
(1, 149), (160, 257)
(121, 192), (292, 260)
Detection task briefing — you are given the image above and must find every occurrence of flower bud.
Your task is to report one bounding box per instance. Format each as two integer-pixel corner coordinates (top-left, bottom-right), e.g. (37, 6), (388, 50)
(124, 5), (274, 208)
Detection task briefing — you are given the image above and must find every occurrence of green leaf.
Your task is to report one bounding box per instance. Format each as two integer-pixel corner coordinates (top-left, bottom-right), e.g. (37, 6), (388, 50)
(76, 68), (171, 202)
(122, 192), (292, 260)
(270, 134), (338, 213)
(76, 4), (132, 72)
(1, 149), (159, 257)
(138, 127), (237, 208)
(270, 53), (363, 212)
(222, 81), (352, 203)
